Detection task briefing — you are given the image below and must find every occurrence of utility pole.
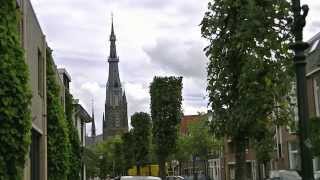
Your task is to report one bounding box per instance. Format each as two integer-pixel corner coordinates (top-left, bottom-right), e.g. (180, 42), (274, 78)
(291, 0), (314, 179)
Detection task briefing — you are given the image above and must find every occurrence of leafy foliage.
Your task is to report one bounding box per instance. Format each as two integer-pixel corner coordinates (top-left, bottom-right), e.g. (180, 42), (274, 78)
(0, 1), (32, 179)
(150, 76), (183, 179)
(174, 135), (191, 162)
(83, 146), (99, 179)
(131, 112), (152, 174)
(65, 92), (82, 180)
(121, 132), (135, 170)
(187, 118), (220, 160)
(201, 0), (293, 179)
(46, 48), (71, 180)
(86, 136), (126, 179)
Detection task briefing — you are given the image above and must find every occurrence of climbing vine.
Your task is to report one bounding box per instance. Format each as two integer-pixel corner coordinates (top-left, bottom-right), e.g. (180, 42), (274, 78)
(0, 1), (32, 180)
(46, 48), (71, 180)
(65, 91), (82, 180)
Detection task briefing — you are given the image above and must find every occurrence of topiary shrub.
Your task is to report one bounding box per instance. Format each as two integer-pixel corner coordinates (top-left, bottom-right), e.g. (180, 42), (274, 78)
(0, 1), (32, 179)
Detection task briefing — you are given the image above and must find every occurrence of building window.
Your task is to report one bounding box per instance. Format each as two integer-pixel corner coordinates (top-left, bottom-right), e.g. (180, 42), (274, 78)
(289, 82), (299, 133)
(38, 50), (44, 97)
(229, 164), (235, 180)
(289, 141), (301, 170)
(314, 157), (320, 171)
(30, 130), (40, 180)
(314, 77), (320, 116)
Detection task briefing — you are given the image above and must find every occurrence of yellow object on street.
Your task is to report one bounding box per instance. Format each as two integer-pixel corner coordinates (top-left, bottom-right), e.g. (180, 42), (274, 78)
(128, 165), (159, 176)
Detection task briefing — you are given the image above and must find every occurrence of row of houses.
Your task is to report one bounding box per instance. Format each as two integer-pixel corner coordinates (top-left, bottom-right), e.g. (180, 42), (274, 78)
(17, 0), (92, 179)
(173, 32), (320, 180)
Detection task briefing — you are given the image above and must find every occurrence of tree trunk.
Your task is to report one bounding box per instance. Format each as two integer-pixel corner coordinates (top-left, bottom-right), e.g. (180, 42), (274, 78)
(234, 137), (247, 180)
(179, 161), (182, 176)
(263, 161), (270, 179)
(193, 155), (198, 180)
(159, 159), (166, 180)
(257, 162), (262, 180)
(149, 164), (152, 176)
(137, 164), (141, 176)
(205, 159), (209, 180)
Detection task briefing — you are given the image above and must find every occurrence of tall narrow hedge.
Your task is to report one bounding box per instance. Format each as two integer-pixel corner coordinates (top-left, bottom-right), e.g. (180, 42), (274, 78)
(0, 1), (32, 179)
(46, 48), (70, 180)
(65, 91), (81, 180)
(150, 76), (183, 179)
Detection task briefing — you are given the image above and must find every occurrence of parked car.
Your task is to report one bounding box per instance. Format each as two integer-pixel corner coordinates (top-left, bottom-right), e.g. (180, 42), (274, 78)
(269, 170), (301, 180)
(120, 176), (162, 180)
(166, 176), (184, 180)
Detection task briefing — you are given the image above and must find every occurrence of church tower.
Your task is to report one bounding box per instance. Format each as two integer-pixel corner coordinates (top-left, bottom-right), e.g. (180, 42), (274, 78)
(91, 100), (96, 143)
(103, 17), (128, 139)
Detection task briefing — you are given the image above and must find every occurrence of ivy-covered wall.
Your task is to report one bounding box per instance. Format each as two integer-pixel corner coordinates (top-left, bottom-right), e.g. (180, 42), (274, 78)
(0, 1), (32, 179)
(65, 91), (82, 180)
(46, 48), (71, 180)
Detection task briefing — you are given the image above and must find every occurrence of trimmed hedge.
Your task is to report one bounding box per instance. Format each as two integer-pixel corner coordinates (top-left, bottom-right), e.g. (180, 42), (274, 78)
(0, 1), (32, 179)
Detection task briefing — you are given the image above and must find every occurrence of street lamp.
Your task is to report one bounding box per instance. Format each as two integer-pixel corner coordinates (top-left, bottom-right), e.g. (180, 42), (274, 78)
(290, 0), (314, 179)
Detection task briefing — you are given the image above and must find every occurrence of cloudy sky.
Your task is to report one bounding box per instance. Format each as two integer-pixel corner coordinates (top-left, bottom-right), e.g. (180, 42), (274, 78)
(30, 0), (320, 135)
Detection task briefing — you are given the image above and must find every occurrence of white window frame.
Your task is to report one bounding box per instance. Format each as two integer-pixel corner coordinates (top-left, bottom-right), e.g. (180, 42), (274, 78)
(289, 142), (300, 170)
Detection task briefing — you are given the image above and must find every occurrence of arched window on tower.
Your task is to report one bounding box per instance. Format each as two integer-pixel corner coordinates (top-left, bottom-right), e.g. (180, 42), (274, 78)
(112, 95), (119, 106)
(114, 81), (119, 88)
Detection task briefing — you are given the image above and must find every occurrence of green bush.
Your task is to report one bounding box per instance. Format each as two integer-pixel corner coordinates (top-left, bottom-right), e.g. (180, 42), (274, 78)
(65, 92), (81, 180)
(0, 1), (32, 179)
(46, 48), (70, 180)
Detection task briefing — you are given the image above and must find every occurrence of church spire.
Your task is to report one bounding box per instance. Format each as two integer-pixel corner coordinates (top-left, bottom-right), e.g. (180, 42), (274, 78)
(91, 99), (96, 137)
(109, 14), (117, 60)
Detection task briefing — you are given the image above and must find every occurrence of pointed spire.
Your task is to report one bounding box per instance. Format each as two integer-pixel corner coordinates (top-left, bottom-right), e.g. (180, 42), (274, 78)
(91, 99), (96, 137)
(123, 91), (127, 103)
(109, 13), (117, 59)
(111, 13), (115, 37)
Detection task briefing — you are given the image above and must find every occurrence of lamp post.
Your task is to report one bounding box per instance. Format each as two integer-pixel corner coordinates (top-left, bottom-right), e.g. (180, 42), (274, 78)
(290, 0), (314, 179)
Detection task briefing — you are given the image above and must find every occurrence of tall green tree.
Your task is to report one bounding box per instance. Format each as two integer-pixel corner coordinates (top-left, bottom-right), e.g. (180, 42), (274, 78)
(83, 146), (99, 179)
(131, 112), (152, 175)
(121, 132), (135, 171)
(0, 1), (32, 179)
(94, 135), (125, 178)
(47, 48), (71, 180)
(187, 119), (219, 180)
(174, 135), (191, 168)
(150, 76), (183, 179)
(201, 0), (293, 179)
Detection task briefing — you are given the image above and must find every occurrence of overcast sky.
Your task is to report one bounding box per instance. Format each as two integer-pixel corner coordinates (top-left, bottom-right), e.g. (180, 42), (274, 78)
(30, 0), (320, 135)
